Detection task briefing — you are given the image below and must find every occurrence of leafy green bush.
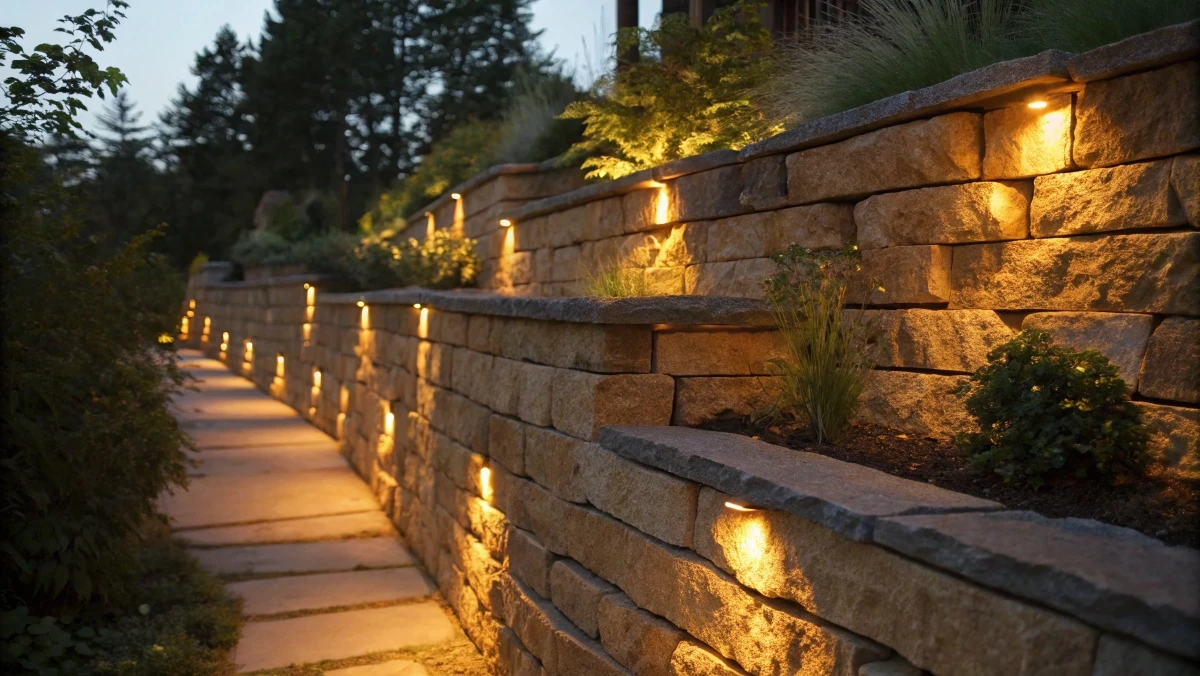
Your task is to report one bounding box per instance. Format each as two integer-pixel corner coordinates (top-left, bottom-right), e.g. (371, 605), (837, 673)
(2, 522), (241, 676)
(762, 245), (877, 444)
(955, 329), (1150, 487)
(561, 1), (780, 180)
(1, 140), (190, 614)
(229, 229), (294, 267)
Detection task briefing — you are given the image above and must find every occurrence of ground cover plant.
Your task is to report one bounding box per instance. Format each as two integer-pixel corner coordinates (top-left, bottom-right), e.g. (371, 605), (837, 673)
(759, 0), (1200, 128)
(560, 0), (780, 180)
(955, 329), (1150, 487)
(761, 245), (877, 444)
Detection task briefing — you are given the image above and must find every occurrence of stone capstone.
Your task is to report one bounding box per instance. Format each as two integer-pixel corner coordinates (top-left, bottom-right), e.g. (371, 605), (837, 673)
(854, 182), (1031, 249)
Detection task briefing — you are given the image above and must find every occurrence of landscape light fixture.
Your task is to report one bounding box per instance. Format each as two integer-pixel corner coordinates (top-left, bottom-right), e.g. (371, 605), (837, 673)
(356, 300), (365, 307)
(724, 501), (759, 512)
(413, 303), (422, 309)
(1027, 100), (1048, 109)
(499, 218), (512, 228)
(451, 192), (462, 200)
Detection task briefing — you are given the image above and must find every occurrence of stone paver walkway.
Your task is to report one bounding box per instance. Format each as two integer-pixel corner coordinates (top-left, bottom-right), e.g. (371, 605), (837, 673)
(164, 351), (482, 675)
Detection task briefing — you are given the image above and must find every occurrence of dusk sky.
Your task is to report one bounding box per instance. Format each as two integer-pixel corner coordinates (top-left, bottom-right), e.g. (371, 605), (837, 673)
(4, 0), (663, 135)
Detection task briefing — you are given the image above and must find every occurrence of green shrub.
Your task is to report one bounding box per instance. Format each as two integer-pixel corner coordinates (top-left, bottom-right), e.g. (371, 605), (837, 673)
(560, 1), (780, 180)
(584, 264), (652, 298)
(955, 329), (1150, 487)
(761, 245), (877, 444)
(228, 229), (295, 267)
(1022, 0), (1200, 54)
(1, 141), (190, 614)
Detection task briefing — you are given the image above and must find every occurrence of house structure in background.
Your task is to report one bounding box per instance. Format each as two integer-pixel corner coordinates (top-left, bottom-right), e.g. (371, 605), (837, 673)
(617, 0), (861, 36)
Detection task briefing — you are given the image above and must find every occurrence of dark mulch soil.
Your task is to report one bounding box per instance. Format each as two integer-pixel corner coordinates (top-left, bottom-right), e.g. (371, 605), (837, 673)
(699, 418), (1199, 548)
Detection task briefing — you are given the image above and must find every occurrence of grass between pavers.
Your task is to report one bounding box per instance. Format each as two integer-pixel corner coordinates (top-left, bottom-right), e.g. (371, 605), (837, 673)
(5, 518), (244, 676)
(244, 595), (436, 622)
(219, 563), (418, 584)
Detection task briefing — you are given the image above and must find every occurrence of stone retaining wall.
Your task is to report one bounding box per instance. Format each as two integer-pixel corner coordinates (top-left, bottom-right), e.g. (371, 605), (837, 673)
(385, 27), (1200, 471)
(181, 280), (1198, 676)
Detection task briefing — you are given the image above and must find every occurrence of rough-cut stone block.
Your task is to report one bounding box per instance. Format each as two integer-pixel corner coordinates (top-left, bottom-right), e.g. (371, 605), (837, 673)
(489, 357), (523, 414)
(498, 626), (543, 676)
(856, 370), (970, 439)
(856, 182), (1030, 249)
(1090, 634), (1200, 676)
(859, 656), (921, 676)
(523, 481), (583, 556)
(622, 189), (663, 234)
(576, 442), (700, 548)
(585, 196), (625, 241)
(1139, 402), (1200, 475)
(489, 414), (526, 475)
(1174, 154), (1200, 227)
(670, 164), (745, 223)
(1074, 60), (1200, 168)
(619, 520), (889, 676)
(684, 258), (775, 299)
(696, 489), (1097, 676)
(507, 527), (557, 599)
(499, 573), (561, 669)
(983, 94), (1073, 179)
(669, 640), (745, 676)
(551, 246), (582, 282)
(1139, 318), (1200, 404)
(875, 510), (1200, 661)
(866, 309), (1012, 373)
(850, 245), (952, 305)
(495, 321), (653, 373)
(599, 593), (685, 676)
(598, 426), (1000, 542)
(565, 504), (635, 589)
(739, 155), (788, 211)
(654, 330), (783, 376)
(653, 223), (707, 268)
(509, 360), (552, 422)
(951, 233), (1200, 315)
(524, 425), (587, 503)
(706, 204), (855, 262)
(1022, 312), (1153, 388)
(554, 624), (631, 676)
(671, 377), (780, 427)
(550, 369), (675, 440)
(550, 559), (617, 639)
(1031, 160), (1186, 237)
(787, 112), (982, 203)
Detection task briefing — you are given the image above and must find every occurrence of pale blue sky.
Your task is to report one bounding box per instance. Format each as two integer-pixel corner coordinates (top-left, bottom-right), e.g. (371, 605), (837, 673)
(3, 0), (662, 135)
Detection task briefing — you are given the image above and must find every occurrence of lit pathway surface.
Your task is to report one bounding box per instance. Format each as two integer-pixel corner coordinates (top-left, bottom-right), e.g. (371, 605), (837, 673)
(163, 350), (485, 675)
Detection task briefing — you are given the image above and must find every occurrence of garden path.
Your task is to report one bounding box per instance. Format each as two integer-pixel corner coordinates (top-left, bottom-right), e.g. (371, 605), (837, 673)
(162, 350), (485, 675)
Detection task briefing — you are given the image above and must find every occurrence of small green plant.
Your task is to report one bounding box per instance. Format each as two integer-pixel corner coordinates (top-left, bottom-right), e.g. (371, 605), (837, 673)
(584, 263), (652, 298)
(955, 329), (1150, 487)
(1022, 0), (1200, 54)
(560, 1), (780, 180)
(762, 245), (876, 444)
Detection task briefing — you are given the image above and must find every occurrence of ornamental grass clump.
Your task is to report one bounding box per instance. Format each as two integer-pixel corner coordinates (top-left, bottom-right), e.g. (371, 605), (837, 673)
(762, 245), (877, 444)
(560, 0), (780, 180)
(955, 329), (1150, 488)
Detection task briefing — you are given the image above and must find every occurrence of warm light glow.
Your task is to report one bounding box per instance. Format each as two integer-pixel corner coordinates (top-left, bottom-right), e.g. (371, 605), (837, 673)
(186, 310), (194, 318)
(189, 299), (195, 309)
(738, 519), (768, 562)
(306, 305), (315, 322)
(203, 317), (211, 328)
(223, 331), (229, 342)
(157, 333), (174, 344)
(1027, 100), (1048, 109)
(276, 353), (285, 377)
(724, 501), (759, 512)
(356, 300), (365, 307)
(480, 466), (493, 502)
(308, 406), (316, 416)
(451, 192), (462, 200)
(336, 412), (346, 438)
(360, 304), (370, 329)
(339, 385), (349, 413)
(413, 303), (422, 309)
(180, 316), (190, 334)
(655, 186), (670, 225)
(306, 285), (315, 306)
(304, 282), (310, 289)
(384, 410), (395, 436)
(499, 218), (512, 228)
(425, 212), (435, 238)
(303, 322), (312, 342)
(418, 307), (430, 338)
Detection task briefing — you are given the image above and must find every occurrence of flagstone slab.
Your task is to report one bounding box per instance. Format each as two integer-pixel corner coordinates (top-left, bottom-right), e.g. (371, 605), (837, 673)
(230, 567), (433, 616)
(188, 442), (345, 476)
(324, 660), (429, 676)
(193, 537), (414, 576)
(173, 395), (301, 422)
(162, 469), (379, 528)
(181, 417), (334, 449)
(180, 512), (396, 547)
(234, 603), (457, 673)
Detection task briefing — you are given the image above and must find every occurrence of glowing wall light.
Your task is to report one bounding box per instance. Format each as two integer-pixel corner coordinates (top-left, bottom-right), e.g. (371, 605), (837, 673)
(220, 331), (229, 353)
(201, 316), (211, 342)
(655, 185), (670, 225)
(336, 412), (346, 438)
(418, 306), (430, 339)
(243, 340), (254, 373)
(189, 299), (196, 310)
(313, 368), (322, 389)
(480, 466), (493, 502)
(499, 218), (512, 228)
(1027, 99), (1048, 109)
(339, 385), (350, 413)
(359, 302), (370, 329)
(384, 409), (395, 436)
(302, 322), (312, 344)
(306, 284), (315, 306)
(180, 316), (190, 337)
(724, 501), (759, 512)
(413, 303), (422, 310)
(451, 192), (462, 200)
(425, 211), (435, 239)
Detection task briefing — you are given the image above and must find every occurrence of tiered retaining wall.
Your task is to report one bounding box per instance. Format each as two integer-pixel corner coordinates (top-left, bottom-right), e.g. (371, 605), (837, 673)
(183, 281), (1198, 676)
(384, 27), (1200, 473)
(184, 23), (1200, 676)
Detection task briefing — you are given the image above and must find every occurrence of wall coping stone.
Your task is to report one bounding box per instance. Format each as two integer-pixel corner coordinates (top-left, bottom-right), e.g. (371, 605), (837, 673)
(201, 272), (336, 289)
(874, 511), (1200, 661)
(507, 169), (662, 223)
(400, 159), (557, 231)
(597, 425), (1001, 541)
(1068, 19), (1200, 83)
(307, 288), (775, 326)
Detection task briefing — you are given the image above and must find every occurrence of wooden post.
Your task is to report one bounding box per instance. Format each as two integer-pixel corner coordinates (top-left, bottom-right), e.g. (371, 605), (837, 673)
(689, 0), (716, 27)
(617, 0), (639, 68)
